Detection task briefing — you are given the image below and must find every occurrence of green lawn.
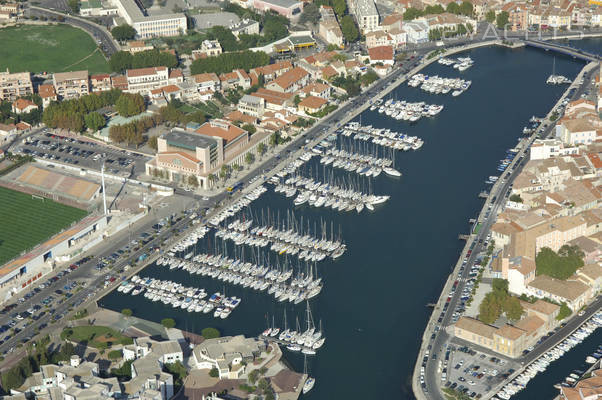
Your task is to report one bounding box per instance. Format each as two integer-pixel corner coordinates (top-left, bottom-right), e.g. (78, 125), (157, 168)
(61, 326), (133, 349)
(0, 186), (88, 265)
(0, 24), (110, 74)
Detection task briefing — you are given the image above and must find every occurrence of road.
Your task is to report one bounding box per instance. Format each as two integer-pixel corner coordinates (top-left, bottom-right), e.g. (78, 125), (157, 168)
(27, 6), (119, 57)
(418, 58), (599, 400)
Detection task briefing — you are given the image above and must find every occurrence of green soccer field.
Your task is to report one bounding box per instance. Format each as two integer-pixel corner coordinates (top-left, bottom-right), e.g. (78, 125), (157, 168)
(0, 24), (110, 74)
(0, 187), (89, 265)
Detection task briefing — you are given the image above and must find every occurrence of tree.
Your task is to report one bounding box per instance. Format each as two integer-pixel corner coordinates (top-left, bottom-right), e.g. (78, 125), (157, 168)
(111, 24), (137, 42)
(269, 132), (280, 147)
(536, 246), (584, 280)
(486, 10), (495, 23)
(479, 292), (502, 324)
(492, 278), (508, 294)
(299, 3), (320, 24)
(109, 51), (134, 72)
(219, 164), (230, 180)
(242, 124), (256, 134)
(201, 327), (220, 339)
(496, 11), (509, 29)
(341, 15), (359, 43)
(84, 112), (105, 132)
(257, 142), (266, 157)
(459, 0), (473, 16)
(446, 2), (460, 14)
(557, 302), (572, 320)
(115, 93), (145, 117)
(68, 0), (79, 13)
(121, 308), (133, 317)
(333, 0), (347, 18)
(503, 296), (524, 321)
(403, 7), (423, 20)
(509, 194), (522, 203)
(148, 135), (158, 151)
(245, 152), (255, 165)
(209, 367), (219, 377)
(208, 174), (217, 185)
(190, 51), (270, 75)
(161, 318), (176, 328)
(188, 175), (199, 187)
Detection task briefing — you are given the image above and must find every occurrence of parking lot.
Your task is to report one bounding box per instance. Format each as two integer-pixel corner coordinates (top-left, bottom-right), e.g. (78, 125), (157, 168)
(15, 130), (150, 177)
(443, 345), (518, 398)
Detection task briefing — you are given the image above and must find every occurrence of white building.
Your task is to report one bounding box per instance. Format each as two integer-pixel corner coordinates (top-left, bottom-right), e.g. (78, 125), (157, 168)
(403, 21), (429, 43)
(110, 0), (187, 38)
(530, 138), (580, 160)
(230, 18), (260, 38)
(352, 0), (379, 33)
(191, 335), (266, 379)
(126, 66), (169, 95)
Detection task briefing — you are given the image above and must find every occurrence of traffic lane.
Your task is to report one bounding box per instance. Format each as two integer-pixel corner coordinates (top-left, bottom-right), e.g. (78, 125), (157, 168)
(0, 215), (190, 353)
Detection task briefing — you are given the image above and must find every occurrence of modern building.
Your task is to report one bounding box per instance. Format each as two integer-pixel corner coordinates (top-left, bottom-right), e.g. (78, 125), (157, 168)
(52, 70), (90, 99)
(109, 0), (187, 38)
(238, 94), (265, 117)
(352, 0), (379, 33)
(530, 139), (580, 160)
(192, 40), (223, 59)
(126, 66), (169, 95)
(191, 335), (267, 379)
(0, 69), (33, 102)
(252, 0), (303, 19)
(230, 18), (260, 38)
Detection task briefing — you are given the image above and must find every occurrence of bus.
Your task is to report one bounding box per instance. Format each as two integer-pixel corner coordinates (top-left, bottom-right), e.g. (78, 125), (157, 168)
(227, 182), (243, 193)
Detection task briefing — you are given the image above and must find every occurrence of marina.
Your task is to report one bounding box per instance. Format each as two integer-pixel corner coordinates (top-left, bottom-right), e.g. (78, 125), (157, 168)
(408, 73), (472, 96)
(98, 44), (586, 399)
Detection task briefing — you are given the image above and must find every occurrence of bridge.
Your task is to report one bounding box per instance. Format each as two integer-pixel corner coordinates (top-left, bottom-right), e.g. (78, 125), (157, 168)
(522, 39), (601, 62)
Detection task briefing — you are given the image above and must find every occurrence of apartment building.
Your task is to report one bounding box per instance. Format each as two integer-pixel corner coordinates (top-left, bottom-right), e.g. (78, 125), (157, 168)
(230, 18), (260, 38)
(37, 84), (57, 108)
(265, 67), (310, 93)
(0, 70), (33, 102)
(52, 70), (89, 99)
(238, 94), (265, 117)
(530, 139), (579, 160)
(352, 0), (379, 33)
(126, 66), (169, 95)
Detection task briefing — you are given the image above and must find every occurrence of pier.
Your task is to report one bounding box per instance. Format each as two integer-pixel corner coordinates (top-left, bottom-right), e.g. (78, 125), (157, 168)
(458, 234), (470, 240)
(478, 191), (489, 199)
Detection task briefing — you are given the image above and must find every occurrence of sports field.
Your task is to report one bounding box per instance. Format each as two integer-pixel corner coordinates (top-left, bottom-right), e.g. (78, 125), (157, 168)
(0, 24), (110, 74)
(0, 186), (88, 265)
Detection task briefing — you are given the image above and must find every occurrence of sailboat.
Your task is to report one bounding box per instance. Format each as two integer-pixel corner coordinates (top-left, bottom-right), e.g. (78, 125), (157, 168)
(270, 315), (280, 337)
(302, 355), (315, 394)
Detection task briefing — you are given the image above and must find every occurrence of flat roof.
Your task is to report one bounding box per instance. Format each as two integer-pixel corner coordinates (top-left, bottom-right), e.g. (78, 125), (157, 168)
(261, 0), (301, 9)
(163, 128), (217, 150)
(192, 12), (239, 30)
(288, 35), (315, 45)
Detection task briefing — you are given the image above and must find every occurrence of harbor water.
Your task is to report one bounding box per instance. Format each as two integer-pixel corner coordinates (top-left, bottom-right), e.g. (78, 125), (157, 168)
(100, 44), (587, 399)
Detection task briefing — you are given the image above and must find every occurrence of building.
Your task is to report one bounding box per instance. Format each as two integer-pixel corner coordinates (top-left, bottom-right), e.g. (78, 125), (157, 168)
(368, 45), (394, 65)
(11, 98), (38, 114)
(90, 73), (113, 92)
(530, 139), (579, 160)
(238, 94), (265, 117)
(265, 67), (310, 93)
(37, 84), (57, 108)
(0, 70), (33, 102)
(191, 335), (266, 379)
(454, 299), (559, 358)
(79, 0), (118, 16)
(146, 120), (254, 188)
(252, 0), (303, 19)
(525, 275), (593, 311)
(230, 18), (260, 38)
(192, 40), (223, 59)
(127, 40), (154, 53)
(318, 6), (344, 48)
(52, 70), (90, 99)
(352, 0), (379, 33)
(403, 21), (429, 43)
(501, 255), (536, 295)
(109, 0), (187, 38)
(193, 73), (221, 93)
(559, 368), (602, 399)
(298, 95), (328, 114)
(219, 69), (252, 90)
(126, 66), (169, 95)
(0, 123), (17, 143)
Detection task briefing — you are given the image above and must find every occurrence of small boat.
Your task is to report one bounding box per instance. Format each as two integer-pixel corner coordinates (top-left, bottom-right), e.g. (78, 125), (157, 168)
(303, 377), (315, 394)
(383, 167), (402, 177)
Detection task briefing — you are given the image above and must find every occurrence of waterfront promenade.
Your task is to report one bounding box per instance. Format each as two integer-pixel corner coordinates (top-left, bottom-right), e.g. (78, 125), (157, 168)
(412, 50), (599, 400)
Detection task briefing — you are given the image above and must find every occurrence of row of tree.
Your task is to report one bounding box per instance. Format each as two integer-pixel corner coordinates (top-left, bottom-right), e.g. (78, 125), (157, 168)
(190, 50), (270, 75)
(109, 49), (178, 73)
(428, 24), (473, 40)
(404, 1), (473, 21)
(42, 90), (145, 133)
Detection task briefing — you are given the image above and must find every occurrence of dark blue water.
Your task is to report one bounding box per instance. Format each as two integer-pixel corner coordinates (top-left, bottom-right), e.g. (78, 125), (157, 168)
(100, 45), (587, 399)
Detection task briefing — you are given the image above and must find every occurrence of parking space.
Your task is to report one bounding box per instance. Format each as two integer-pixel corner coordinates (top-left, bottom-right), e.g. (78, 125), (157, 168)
(15, 130), (149, 177)
(444, 345), (517, 398)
